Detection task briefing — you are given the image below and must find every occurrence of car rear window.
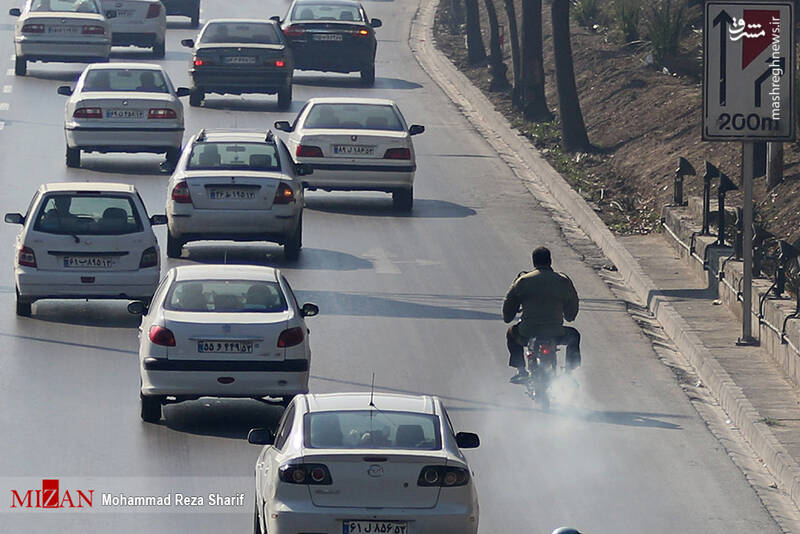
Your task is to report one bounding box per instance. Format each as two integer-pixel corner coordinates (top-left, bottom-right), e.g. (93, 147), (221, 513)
(186, 142), (281, 171)
(305, 411), (442, 450)
(304, 103), (404, 131)
(82, 69), (169, 93)
(165, 280), (288, 313)
(30, 0), (101, 14)
(292, 3), (363, 22)
(33, 194), (143, 236)
(200, 22), (282, 44)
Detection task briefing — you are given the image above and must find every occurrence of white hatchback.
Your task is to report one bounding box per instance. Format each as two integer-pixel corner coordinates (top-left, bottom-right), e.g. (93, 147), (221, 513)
(4, 182), (165, 317)
(274, 97), (424, 212)
(248, 392), (480, 534)
(99, 0), (167, 57)
(58, 62), (189, 168)
(129, 264), (318, 422)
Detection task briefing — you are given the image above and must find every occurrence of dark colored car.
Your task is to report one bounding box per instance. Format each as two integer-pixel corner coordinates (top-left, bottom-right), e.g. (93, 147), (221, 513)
(161, 0), (201, 27)
(182, 19), (294, 109)
(275, 0), (381, 86)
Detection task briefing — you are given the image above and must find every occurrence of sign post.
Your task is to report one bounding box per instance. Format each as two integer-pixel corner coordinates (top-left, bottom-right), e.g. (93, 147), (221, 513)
(703, 1), (795, 345)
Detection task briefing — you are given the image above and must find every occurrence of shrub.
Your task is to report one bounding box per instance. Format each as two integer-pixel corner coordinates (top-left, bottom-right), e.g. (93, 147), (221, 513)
(644, 0), (685, 64)
(572, 0), (600, 28)
(614, 0), (641, 44)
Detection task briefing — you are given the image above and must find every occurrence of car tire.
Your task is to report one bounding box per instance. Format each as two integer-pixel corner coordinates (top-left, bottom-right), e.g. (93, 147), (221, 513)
(360, 64), (375, 86)
(284, 217), (302, 261)
(140, 394), (162, 423)
(253, 499), (264, 534)
(153, 40), (166, 59)
(15, 288), (31, 317)
(66, 147), (81, 168)
(190, 5), (201, 28)
(14, 56), (26, 76)
(166, 230), (183, 258)
(392, 187), (413, 212)
(189, 88), (204, 107)
(165, 148), (180, 167)
(277, 84), (292, 110)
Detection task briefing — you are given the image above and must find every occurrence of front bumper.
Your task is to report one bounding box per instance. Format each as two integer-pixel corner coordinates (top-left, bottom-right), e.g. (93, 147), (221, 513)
(16, 265), (159, 301)
(65, 126), (183, 152)
(167, 207), (299, 241)
(190, 69), (291, 95)
(15, 38), (110, 62)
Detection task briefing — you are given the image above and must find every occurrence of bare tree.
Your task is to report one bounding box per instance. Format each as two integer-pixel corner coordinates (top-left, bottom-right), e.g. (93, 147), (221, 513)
(519, 0), (552, 121)
(767, 142), (784, 190)
(503, 0), (522, 103)
(464, 0), (486, 65)
(484, 0), (509, 90)
(551, 0), (591, 151)
(449, 0), (464, 34)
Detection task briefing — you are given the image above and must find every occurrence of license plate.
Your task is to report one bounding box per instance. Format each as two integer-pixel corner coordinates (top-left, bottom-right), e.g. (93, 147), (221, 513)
(106, 109), (144, 119)
(47, 26), (79, 34)
(208, 188), (256, 200)
(224, 56), (256, 64)
(116, 9), (135, 16)
(343, 520), (408, 534)
(332, 144), (375, 156)
(62, 256), (115, 268)
(197, 341), (253, 353)
(313, 33), (343, 41)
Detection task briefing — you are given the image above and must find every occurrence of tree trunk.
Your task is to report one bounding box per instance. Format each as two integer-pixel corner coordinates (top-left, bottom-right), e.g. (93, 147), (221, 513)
(503, 0), (522, 104)
(519, 0), (552, 121)
(551, 0), (591, 151)
(766, 142), (784, 190)
(484, 0), (509, 90)
(464, 0), (486, 65)
(449, 0), (464, 34)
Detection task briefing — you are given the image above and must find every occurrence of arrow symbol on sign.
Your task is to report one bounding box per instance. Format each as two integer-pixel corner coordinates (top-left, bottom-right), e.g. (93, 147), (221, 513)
(754, 56), (785, 107)
(713, 9), (734, 106)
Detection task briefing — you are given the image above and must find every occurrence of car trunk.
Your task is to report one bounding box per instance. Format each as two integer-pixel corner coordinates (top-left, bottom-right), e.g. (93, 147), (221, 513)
(28, 231), (147, 272)
(73, 94), (179, 127)
(288, 22), (368, 47)
(183, 171), (282, 210)
(299, 130), (408, 161)
(194, 44), (286, 67)
(23, 13), (106, 38)
(100, 0), (153, 22)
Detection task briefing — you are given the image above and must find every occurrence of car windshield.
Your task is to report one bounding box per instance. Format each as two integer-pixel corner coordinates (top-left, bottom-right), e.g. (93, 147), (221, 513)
(305, 410), (442, 450)
(165, 280), (288, 313)
(292, 3), (363, 21)
(30, 0), (100, 14)
(82, 69), (169, 93)
(33, 194), (143, 236)
(186, 142), (282, 171)
(200, 22), (282, 44)
(304, 103), (404, 130)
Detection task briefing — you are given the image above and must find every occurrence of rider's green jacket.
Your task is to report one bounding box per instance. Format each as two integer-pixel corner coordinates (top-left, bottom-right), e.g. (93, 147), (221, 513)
(501, 266), (579, 338)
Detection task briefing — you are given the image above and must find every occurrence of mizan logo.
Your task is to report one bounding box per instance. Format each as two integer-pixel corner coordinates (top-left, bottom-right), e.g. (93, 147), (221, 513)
(10, 479), (94, 509)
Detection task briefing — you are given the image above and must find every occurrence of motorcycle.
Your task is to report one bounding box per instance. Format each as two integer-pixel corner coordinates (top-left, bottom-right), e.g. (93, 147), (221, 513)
(522, 337), (568, 409)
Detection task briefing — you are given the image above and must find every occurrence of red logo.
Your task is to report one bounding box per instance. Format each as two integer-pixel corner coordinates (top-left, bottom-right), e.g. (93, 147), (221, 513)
(10, 479), (93, 509)
(740, 10), (779, 69)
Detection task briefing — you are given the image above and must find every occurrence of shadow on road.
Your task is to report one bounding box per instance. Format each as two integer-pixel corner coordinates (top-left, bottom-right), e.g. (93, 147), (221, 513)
(77, 155), (167, 175)
(22, 69), (82, 82)
(292, 75), (422, 90)
(162, 398), (284, 439)
(31, 300), (141, 328)
(180, 245), (374, 271)
(305, 196), (477, 218)
(199, 97), (288, 113)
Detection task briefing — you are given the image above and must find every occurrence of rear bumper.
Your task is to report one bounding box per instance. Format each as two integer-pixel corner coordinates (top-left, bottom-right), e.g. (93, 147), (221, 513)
(163, 0), (199, 16)
(66, 126), (183, 152)
(300, 163), (415, 191)
(15, 39), (110, 62)
(16, 265), (159, 300)
(291, 44), (373, 73)
(190, 70), (291, 94)
(168, 208), (299, 241)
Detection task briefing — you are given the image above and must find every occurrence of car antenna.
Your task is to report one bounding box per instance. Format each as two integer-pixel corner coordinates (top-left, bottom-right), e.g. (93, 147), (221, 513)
(223, 249), (228, 265)
(369, 372), (376, 408)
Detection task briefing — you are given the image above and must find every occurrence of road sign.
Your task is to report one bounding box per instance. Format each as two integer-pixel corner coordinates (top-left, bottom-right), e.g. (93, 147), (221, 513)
(703, 1), (795, 141)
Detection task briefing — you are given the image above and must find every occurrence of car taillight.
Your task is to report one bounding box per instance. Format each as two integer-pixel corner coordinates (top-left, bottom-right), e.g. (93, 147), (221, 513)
(383, 148), (410, 160)
(81, 25), (105, 35)
(193, 58), (212, 67)
(278, 464), (331, 485)
(296, 145), (323, 158)
(18, 246), (36, 268)
(417, 466), (470, 487)
(273, 183), (294, 204)
(277, 327), (304, 347)
(146, 3), (160, 18)
(538, 344), (553, 355)
(274, 60), (285, 67)
(148, 108), (177, 119)
(171, 182), (192, 204)
(149, 325), (175, 347)
(139, 247), (158, 268)
(73, 107), (102, 119)
(283, 25), (305, 38)
(21, 24), (45, 33)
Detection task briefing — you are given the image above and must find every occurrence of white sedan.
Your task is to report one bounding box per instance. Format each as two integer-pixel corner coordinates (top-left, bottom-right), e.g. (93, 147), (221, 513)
(274, 97), (424, 212)
(129, 264), (319, 423)
(4, 182), (165, 317)
(58, 62), (189, 168)
(10, 0), (111, 76)
(248, 392), (480, 534)
(100, 0), (167, 57)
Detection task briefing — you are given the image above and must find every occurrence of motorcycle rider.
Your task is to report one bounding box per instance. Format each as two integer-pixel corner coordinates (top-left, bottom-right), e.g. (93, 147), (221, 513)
(502, 246), (581, 384)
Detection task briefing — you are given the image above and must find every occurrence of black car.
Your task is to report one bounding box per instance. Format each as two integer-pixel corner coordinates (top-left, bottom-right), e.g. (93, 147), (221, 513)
(275, 0), (381, 86)
(161, 0), (201, 27)
(182, 19), (294, 109)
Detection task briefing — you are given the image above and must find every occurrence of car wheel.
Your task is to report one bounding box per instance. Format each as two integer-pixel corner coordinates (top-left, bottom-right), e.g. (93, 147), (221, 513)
(189, 88), (204, 107)
(15, 288), (31, 317)
(140, 394), (162, 423)
(66, 147), (81, 168)
(190, 5), (200, 28)
(360, 64), (375, 87)
(392, 187), (413, 212)
(166, 230), (183, 258)
(165, 148), (180, 167)
(253, 499), (264, 534)
(153, 40), (166, 59)
(277, 84), (292, 110)
(14, 56), (26, 76)
(284, 217), (302, 260)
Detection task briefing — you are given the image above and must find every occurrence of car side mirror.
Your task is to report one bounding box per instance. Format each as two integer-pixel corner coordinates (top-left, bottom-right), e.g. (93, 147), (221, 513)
(301, 302), (319, 317)
(127, 300), (148, 315)
(270, 15), (281, 22)
(409, 124), (424, 136)
(247, 428), (275, 445)
(9, 8), (21, 16)
(105, 10), (116, 18)
(370, 18), (382, 28)
(181, 38), (194, 48)
(57, 86), (73, 96)
(455, 432), (480, 449)
(296, 163), (313, 176)
(274, 120), (292, 132)
(175, 87), (191, 98)
(149, 214), (167, 226)
(4, 213), (24, 225)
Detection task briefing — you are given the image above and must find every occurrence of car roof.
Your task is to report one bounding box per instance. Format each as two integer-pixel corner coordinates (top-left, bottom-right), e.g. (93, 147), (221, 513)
(306, 97), (396, 106)
(39, 182), (136, 194)
(304, 392), (437, 414)
(171, 264), (280, 282)
(86, 62), (165, 71)
(192, 129), (275, 143)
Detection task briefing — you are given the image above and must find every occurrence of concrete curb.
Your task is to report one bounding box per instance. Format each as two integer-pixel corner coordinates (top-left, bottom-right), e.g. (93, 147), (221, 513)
(409, 0), (800, 510)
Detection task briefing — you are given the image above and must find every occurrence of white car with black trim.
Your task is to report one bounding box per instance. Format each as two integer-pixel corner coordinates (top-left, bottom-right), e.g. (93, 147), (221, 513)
(58, 62), (189, 168)
(128, 264), (318, 423)
(4, 182), (165, 317)
(100, 0), (167, 57)
(247, 392), (480, 534)
(274, 97), (424, 212)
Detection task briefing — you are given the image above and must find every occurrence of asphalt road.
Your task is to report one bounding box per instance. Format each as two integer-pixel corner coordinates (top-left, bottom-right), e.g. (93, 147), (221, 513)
(0, 0), (785, 532)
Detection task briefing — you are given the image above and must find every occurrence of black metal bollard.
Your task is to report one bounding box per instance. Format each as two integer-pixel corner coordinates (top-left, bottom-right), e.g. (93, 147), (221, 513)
(775, 241), (800, 298)
(717, 172), (738, 246)
(702, 161), (720, 236)
(674, 157), (695, 206)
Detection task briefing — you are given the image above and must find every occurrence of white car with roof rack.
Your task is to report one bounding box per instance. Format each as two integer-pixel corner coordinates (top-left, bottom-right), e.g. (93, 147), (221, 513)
(165, 128), (311, 260)
(99, 0), (167, 57)
(128, 264), (319, 423)
(4, 182), (166, 317)
(247, 392), (480, 534)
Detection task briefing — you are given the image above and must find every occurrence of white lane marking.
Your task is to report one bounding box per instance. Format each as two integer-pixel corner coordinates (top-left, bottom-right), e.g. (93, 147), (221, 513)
(0, 103), (8, 111)
(363, 247), (401, 274)
(8, 54), (13, 61)
(6, 68), (13, 76)
(3, 85), (11, 94)
(0, 121), (5, 130)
